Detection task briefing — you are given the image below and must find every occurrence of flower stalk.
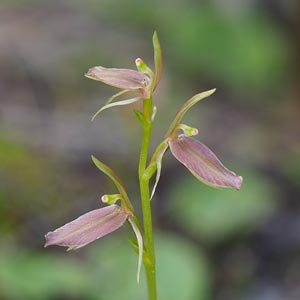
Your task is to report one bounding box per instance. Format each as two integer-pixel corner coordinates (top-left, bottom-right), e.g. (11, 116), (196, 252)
(44, 31), (243, 300)
(138, 97), (157, 299)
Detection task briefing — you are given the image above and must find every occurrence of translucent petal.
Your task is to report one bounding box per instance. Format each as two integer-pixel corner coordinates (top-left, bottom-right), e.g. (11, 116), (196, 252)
(91, 97), (141, 121)
(106, 89), (131, 104)
(168, 135), (243, 190)
(44, 205), (129, 249)
(150, 141), (169, 200)
(128, 217), (144, 284)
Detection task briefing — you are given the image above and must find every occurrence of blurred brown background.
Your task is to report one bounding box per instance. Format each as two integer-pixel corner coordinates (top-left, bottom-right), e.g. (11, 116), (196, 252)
(0, 0), (299, 299)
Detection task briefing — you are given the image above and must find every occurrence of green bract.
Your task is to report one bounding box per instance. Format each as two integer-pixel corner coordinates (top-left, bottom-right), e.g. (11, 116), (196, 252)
(91, 155), (133, 212)
(166, 89), (216, 137)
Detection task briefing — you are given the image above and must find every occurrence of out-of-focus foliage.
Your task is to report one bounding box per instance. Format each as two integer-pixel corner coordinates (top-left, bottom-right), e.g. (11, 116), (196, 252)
(0, 135), (53, 236)
(169, 169), (277, 243)
(0, 233), (210, 300)
(0, 245), (92, 300)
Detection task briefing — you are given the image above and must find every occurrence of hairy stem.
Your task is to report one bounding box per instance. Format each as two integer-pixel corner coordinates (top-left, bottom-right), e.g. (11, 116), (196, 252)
(138, 97), (157, 300)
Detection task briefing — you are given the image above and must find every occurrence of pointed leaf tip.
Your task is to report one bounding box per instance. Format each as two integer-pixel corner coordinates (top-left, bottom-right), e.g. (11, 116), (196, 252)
(91, 155), (125, 190)
(91, 156), (133, 212)
(166, 89), (216, 137)
(152, 31), (162, 89)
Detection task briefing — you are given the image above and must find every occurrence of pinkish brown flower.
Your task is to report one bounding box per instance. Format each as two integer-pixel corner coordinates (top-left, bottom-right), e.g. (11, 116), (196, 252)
(85, 66), (151, 120)
(86, 66), (149, 91)
(168, 134), (243, 190)
(44, 204), (130, 250)
(85, 32), (162, 120)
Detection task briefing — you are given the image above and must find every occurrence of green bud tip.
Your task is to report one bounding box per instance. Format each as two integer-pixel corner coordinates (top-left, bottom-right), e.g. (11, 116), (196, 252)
(101, 194), (123, 205)
(177, 124), (199, 137)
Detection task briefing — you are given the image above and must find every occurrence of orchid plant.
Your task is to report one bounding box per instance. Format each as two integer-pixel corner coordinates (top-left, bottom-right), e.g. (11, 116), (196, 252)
(45, 32), (242, 300)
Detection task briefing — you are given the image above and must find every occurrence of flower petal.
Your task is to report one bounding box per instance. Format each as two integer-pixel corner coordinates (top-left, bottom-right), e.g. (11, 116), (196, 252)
(85, 66), (148, 90)
(44, 205), (129, 250)
(168, 135), (243, 190)
(106, 89), (131, 104)
(150, 141), (169, 200)
(128, 217), (143, 284)
(91, 97), (141, 121)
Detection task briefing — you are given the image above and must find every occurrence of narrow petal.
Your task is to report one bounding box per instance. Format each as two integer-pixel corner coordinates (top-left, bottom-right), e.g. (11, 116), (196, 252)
(150, 141), (169, 200)
(91, 97), (141, 121)
(85, 66), (148, 90)
(44, 205), (129, 249)
(128, 217), (143, 284)
(106, 89), (131, 104)
(168, 135), (243, 190)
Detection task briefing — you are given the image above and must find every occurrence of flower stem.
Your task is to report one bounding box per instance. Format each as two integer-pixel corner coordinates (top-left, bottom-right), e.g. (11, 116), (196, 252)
(138, 97), (157, 300)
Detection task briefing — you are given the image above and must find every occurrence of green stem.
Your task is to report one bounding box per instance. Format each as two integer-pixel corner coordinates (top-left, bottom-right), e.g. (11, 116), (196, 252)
(138, 97), (157, 300)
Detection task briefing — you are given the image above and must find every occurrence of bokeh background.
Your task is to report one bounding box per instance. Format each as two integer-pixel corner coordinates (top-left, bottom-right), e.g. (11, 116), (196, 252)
(0, 0), (299, 299)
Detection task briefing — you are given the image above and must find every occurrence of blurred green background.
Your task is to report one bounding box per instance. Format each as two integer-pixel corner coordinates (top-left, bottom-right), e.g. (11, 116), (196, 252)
(0, 0), (299, 299)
